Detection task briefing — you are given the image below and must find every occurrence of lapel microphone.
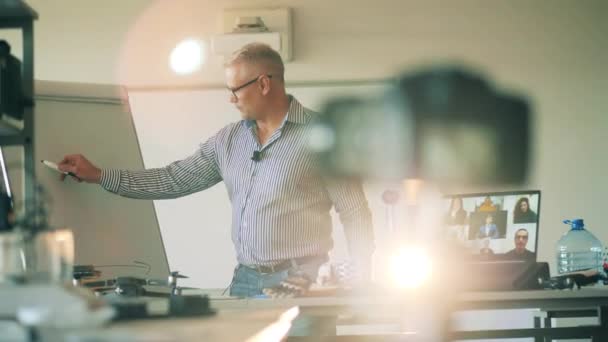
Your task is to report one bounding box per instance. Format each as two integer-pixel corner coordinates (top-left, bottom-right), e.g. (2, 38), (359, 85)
(251, 151), (262, 162)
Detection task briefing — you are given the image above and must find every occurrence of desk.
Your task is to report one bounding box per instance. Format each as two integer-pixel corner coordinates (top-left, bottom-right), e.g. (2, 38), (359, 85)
(209, 287), (608, 341)
(0, 307), (296, 342)
(0, 285), (291, 341)
(95, 309), (300, 342)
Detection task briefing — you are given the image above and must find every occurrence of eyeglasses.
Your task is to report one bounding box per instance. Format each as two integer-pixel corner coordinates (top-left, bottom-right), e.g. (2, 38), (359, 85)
(227, 74), (272, 100)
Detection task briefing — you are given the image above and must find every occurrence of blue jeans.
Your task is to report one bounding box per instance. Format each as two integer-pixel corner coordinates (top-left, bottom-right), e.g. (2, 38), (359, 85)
(228, 257), (336, 336)
(228, 257), (326, 298)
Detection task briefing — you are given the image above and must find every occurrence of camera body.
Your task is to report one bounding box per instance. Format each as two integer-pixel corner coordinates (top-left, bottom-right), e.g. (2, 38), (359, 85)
(311, 67), (530, 185)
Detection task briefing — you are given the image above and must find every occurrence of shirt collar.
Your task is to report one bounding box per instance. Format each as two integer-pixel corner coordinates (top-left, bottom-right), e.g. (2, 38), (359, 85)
(284, 95), (310, 125)
(243, 95), (310, 128)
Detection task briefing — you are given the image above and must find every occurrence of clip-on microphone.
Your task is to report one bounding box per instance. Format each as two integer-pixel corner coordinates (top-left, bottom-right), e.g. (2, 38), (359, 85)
(251, 151), (262, 161)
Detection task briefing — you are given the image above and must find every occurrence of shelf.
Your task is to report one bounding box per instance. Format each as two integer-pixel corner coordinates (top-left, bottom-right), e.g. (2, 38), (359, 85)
(0, 1), (38, 20)
(0, 109), (31, 145)
(1, 0), (38, 217)
(0, 119), (21, 135)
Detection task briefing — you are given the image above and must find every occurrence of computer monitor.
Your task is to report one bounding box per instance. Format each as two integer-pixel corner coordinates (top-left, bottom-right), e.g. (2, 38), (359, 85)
(443, 190), (541, 262)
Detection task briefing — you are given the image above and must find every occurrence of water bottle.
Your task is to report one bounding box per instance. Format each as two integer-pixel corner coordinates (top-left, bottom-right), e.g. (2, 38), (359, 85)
(556, 219), (603, 274)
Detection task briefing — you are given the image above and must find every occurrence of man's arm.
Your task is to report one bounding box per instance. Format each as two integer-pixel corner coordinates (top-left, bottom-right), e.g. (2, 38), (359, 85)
(59, 134), (223, 200)
(324, 177), (375, 280)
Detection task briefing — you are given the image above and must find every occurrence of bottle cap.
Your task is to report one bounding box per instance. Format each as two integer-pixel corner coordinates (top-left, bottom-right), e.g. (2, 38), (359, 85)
(563, 219), (584, 230)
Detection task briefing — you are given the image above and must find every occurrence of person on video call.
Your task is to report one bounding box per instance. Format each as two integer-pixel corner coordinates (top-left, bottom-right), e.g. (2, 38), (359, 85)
(445, 197), (467, 225)
(476, 213), (499, 239)
(505, 228), (534, 261)
(477, 196), (498, 212)
(479, 238), (495, 257)
(57, 43), (374, 297)
(513, 197), (537, 224)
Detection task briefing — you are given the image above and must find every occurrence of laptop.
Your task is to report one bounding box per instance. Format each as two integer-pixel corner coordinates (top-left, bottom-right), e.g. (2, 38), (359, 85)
(443, 190), (541, 262)
(442, 190), (546, 290)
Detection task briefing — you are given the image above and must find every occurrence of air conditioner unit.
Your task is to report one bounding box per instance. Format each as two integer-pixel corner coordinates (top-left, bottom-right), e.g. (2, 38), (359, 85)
(211, 8), (292, 62)
(211, 31), (281, 57)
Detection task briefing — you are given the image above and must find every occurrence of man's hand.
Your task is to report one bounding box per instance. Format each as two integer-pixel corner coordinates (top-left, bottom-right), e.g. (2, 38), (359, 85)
(57, 154), (102, 184)
(263, 274), (312, 298)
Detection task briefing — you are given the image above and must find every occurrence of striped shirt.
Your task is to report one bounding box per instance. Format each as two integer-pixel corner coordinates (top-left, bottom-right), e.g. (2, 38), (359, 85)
(100, 96), (374, 267)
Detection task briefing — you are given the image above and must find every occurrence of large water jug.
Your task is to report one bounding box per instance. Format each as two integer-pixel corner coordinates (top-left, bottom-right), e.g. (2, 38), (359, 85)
(556, 219), (603, 274)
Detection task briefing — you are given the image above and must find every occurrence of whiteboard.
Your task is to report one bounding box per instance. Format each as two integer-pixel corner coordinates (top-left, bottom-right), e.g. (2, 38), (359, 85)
(128, 83), (394, 288)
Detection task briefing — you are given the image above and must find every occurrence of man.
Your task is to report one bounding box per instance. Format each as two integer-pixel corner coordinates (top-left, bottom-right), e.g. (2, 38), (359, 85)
(57, 43), (374, 297)
(479, 238), (495, 256)
(505, 228), (535, 261)
(476, 213), (499, 239)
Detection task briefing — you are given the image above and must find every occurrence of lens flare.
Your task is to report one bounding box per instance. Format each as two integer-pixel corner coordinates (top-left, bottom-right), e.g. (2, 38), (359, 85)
(390, 246), (433, 289)
(169, 38), (205, 75)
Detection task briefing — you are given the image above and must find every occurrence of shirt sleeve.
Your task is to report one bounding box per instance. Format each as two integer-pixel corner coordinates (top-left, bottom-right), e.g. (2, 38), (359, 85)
(99, 132), (223, 200)
(324, 176), (375, 271)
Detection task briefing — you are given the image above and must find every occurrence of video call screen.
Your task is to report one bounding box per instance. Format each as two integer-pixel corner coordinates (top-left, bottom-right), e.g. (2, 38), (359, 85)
(443, 191), (541, 262)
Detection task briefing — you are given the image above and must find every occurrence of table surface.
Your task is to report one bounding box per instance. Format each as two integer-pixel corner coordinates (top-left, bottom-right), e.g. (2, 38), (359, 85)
(73, 286), (608, 341)
(72, 307), (297, 342)
(205, 286), (608, 314)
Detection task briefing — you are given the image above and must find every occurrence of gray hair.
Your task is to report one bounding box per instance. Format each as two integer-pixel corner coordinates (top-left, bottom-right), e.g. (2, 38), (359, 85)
(226, 43), (284, 80)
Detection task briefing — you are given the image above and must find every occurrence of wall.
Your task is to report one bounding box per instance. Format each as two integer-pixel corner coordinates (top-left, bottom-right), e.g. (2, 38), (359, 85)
(6, 0), (603, 88)
(2, 0), (607, 280)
